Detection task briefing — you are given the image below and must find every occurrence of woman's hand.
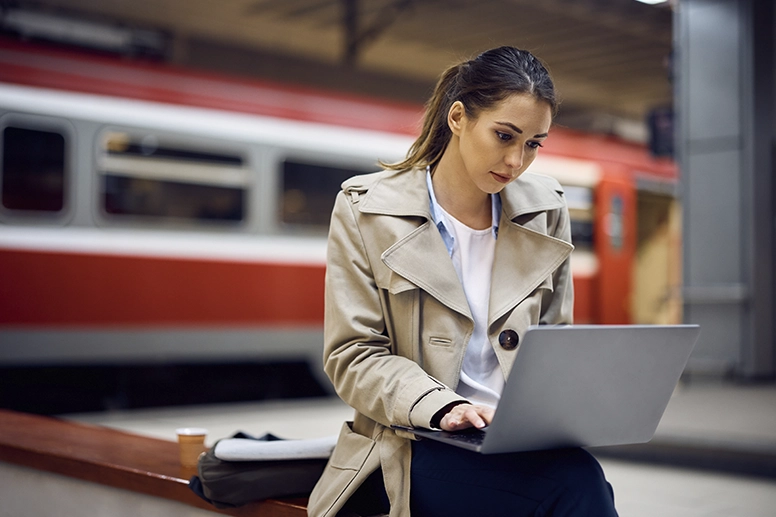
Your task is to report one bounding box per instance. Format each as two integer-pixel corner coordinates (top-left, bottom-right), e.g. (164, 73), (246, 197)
(438, 403), (494, 431)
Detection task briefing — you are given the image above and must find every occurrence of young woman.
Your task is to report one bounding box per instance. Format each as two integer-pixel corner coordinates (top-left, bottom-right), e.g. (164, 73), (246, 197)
(308, 46), (618, 517)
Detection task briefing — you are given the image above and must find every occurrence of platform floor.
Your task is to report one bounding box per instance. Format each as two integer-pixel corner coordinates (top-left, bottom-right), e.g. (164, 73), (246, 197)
(65, 378), (776, 517)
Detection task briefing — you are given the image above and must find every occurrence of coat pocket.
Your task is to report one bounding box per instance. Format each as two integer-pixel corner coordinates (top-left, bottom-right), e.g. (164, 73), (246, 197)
(427, 336), (453, 347)
(328, 422), (375, 470)
(308, 421), (379, 517)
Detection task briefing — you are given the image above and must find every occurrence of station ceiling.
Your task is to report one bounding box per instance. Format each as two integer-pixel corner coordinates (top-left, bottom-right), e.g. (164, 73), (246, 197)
(12, 0), (674, 139)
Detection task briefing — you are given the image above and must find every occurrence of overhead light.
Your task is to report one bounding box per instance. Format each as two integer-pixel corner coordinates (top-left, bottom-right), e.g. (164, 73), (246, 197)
(635, 0), (668, 4)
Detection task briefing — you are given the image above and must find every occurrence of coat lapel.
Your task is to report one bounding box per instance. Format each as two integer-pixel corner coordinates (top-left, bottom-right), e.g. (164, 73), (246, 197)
(489, 218), (573, 325)
(356, 169), (472, 320)
(352, 169), (572, 323)
(489, 173), (574, 325)
(382, 222), (472, 319)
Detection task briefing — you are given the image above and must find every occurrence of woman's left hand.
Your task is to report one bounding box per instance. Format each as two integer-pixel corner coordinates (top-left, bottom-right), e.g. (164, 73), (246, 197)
(438, 403), (494, 431)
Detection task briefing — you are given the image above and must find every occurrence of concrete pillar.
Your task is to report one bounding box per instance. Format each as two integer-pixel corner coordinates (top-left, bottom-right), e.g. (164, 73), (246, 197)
(675, 0), (775, 378)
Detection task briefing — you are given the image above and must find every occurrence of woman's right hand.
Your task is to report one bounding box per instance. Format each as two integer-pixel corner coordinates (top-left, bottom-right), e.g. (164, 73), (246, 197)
(438, 403), (494, 431)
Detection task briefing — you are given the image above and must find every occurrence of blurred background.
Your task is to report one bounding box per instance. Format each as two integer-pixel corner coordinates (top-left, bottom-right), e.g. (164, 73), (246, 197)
(0, 1), (774, 514)
(0, 0), (774, 496)
(0, 0), (687, 411)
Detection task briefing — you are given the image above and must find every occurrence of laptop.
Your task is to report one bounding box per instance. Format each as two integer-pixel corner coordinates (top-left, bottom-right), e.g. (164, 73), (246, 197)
(402, 324), (700, 454)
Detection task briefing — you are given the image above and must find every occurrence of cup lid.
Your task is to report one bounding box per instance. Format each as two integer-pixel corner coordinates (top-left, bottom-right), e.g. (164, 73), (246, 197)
(176, 427), (208, 436)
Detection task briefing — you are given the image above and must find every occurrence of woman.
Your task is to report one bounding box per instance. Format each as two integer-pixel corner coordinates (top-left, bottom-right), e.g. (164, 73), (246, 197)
(308, 46), (618, 517)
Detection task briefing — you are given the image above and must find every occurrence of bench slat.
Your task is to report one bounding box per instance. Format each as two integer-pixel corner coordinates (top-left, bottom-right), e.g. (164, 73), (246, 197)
(0, 409), (308, 516)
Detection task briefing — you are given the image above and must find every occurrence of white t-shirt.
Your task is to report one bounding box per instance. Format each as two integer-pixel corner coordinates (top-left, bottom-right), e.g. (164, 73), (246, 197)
(438, 204), (504, 408)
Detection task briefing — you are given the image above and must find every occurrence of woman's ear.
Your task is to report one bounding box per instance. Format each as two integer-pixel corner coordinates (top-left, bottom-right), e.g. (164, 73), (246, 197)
(447, 101), (466, 136)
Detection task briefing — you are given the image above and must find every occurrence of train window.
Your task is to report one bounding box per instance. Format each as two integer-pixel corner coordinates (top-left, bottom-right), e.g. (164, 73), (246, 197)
(1, 126), (66, 212)
(281, 159), (373, 227)
(98, 132), (248, 224)
(570, 219), (594, 248)
(563, 185), (595, 248)
(103, 176), (245, 221)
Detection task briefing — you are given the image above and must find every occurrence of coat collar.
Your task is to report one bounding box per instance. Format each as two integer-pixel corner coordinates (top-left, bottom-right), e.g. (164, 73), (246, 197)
(349, 168), (573, 323)
(353, 167), (567, 220)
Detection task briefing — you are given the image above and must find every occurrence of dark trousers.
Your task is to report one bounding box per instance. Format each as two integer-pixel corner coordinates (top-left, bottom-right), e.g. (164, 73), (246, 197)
(410, 439), (619, 517)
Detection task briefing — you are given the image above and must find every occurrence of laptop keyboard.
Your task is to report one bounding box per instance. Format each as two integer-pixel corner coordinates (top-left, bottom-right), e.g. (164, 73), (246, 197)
(445, 428), (486, 447)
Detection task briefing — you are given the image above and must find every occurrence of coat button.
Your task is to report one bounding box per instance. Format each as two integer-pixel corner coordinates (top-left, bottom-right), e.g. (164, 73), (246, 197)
(498, 329), (519, 351)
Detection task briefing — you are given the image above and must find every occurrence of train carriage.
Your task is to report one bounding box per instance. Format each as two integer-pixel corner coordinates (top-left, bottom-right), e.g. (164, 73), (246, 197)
(0, 38), (681, 386)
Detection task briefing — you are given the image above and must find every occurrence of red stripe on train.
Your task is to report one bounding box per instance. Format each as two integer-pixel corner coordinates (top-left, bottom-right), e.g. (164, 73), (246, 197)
(0, 249), (325, 327)
(1, 248), (596, 327)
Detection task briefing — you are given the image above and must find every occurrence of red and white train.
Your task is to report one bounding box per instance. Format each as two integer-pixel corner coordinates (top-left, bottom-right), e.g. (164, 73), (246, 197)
(0, 38), (681, 379)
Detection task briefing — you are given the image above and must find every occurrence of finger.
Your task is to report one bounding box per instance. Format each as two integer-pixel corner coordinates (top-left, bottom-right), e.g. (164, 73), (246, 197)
(462, 407), (486, 429)
(442, 413), (465, 430)
(440, 406), (470, 431)
(478, 406), (495, 425)
(439, 404), (492, 431)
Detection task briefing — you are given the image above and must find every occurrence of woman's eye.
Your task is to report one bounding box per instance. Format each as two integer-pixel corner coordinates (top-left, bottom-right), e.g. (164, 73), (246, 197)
(527, 141), (544, 149)
(496, 131), (512, 142)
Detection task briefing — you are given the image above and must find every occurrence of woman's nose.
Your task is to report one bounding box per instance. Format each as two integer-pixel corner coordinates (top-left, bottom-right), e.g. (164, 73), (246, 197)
(505, 146), (524, 170)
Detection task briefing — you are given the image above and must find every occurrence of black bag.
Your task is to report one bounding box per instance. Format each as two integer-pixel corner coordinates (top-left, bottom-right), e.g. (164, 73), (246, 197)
(189, 432), (328, 509)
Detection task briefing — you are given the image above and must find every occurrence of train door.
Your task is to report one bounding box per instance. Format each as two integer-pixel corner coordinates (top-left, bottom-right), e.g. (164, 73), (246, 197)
(527, 154), (601, 324)
(594, 167), (637, 324)
(632, 188), (683, 325)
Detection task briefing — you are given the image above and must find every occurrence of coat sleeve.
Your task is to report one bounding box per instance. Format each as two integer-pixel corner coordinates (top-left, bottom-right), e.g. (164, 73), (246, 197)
(540, 200), (575, 325)
(323, 191), (465, 430)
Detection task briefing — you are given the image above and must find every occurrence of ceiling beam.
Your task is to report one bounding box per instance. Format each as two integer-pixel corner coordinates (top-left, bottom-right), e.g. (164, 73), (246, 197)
(506, 0), (672, 44)
(342, 0), (417, 66)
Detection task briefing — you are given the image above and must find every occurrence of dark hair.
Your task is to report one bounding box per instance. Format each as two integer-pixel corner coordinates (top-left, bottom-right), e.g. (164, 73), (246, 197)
(384, 46), (557, 172)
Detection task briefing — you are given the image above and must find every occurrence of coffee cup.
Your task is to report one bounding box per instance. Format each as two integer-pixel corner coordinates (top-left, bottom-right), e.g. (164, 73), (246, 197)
(176, 427), (208, 468)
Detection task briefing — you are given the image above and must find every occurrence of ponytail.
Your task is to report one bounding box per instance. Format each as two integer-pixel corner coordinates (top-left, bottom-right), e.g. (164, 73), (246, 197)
(381, 64), (460, 172)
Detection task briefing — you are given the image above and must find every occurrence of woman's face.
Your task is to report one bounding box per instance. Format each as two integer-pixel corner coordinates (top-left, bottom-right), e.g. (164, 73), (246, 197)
(449, 93), (553, 194)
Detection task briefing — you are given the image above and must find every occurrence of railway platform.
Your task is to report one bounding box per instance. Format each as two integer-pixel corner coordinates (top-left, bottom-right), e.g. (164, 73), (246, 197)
(1, 378), (774, 517)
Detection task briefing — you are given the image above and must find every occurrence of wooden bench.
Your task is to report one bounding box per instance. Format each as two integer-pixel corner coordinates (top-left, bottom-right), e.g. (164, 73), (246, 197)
(0, 408), (308, 516)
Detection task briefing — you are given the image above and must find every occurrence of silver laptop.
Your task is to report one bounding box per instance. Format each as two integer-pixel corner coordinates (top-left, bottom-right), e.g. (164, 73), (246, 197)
(403, 324), (700, 454)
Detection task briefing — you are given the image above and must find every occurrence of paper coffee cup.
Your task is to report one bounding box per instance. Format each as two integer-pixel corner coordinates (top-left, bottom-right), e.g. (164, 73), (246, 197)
(176, 427), (208, 468)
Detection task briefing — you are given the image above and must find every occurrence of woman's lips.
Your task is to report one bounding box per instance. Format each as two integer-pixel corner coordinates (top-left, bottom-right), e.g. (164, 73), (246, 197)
(490, 171), (512, 184)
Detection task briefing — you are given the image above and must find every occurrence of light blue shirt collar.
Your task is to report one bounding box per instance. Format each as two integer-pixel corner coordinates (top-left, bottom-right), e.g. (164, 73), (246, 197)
(426, 167), (500, 257)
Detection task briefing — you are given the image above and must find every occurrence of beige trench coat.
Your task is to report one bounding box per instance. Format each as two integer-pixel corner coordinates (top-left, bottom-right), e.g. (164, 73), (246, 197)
(308, 168), (575, 517)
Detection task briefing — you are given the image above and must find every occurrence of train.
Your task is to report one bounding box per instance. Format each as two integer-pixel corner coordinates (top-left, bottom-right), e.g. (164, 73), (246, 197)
(0, 37), (681, 384)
